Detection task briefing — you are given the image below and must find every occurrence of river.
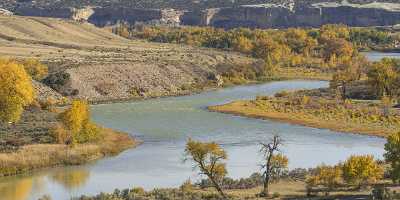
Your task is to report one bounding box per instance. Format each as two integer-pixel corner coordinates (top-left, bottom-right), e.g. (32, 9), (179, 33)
(0, 52), (397, 200)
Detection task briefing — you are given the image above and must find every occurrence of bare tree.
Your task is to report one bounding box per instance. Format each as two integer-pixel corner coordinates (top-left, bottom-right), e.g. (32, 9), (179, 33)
(260, 135), (287, 197)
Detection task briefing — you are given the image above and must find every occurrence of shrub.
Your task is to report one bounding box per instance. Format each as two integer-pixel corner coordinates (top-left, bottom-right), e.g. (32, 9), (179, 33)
(19, 58), (48, 81)
(50, 124), (71, 144)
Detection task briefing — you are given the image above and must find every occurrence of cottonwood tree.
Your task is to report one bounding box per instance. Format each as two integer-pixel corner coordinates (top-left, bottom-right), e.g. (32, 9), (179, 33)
(367, 58), (399, 98)
(59, 100), (100, 144)
(384, 132), (400, 184)
(342, 155), (383, 188)
(184, 139), (228, 198)
(330, 55), (367, 100)
(0, 58), (35, 123)
(260, 135), (288, 197)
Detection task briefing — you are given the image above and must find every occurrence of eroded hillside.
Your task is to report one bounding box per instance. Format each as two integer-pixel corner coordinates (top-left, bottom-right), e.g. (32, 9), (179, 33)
(0, 15), (259, 102)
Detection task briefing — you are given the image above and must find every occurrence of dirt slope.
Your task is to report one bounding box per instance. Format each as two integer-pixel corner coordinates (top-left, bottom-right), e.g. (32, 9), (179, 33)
(0, 15), (259, 102)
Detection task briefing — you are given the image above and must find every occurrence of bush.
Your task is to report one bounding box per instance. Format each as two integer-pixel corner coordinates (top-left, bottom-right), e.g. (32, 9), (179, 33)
(19, 58), (48, 81)
(50, 124), (71, 144)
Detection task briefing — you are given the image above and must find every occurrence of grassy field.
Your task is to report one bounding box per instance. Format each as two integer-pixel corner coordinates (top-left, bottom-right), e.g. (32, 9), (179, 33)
(209, 92), (399, 137)
(0, 127), (138, 177)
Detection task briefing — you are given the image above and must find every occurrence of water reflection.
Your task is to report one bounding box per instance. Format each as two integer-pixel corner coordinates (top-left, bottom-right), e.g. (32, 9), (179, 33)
(51, 168), (90, 190)
(0, 176), (34, 200)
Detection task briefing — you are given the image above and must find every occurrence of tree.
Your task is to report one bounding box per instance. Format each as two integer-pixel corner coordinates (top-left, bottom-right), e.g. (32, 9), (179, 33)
(19, 58), (48, 81)
(342, 155), (383, 187)
(232, 35), (253, 54)
(184, 139), (228, 198)
(0, 58), (35, 123)
(59, 99), (99, 144)
(384, 132), (400, 184)
(306, 164), (343, 195)
(285, 28), (317, 55)
(367, 58), (399, 98)
(260, 135), (287, 197)
(330, 55), (367, 100)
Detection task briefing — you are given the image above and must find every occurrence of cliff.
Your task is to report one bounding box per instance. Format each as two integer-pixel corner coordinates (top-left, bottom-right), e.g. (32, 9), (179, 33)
(10, 1), (400, 28)
(186, 2), (400, 28)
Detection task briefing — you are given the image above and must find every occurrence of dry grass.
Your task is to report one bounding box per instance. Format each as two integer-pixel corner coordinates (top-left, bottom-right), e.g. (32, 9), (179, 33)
(0, 128), (138, 177)
(209, 98), (398, 138)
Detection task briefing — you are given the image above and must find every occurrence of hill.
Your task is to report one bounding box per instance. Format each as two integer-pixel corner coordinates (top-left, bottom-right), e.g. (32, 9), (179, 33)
(0, 15), (258, 102)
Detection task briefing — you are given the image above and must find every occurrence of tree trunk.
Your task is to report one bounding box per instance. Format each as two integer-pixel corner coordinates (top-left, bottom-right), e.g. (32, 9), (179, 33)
(262, 174), (270, 197)
(210, 177), (226, 199)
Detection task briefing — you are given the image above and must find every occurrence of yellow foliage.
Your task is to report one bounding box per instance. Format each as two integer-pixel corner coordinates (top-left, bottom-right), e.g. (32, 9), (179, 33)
(0, 58), (35, 123)
(342, 155), (383, 186)
(185, 139), (228, 179)
(307, 164), (343, 190)
(59, 100), (99, 144)
(233, 36), (253, 54)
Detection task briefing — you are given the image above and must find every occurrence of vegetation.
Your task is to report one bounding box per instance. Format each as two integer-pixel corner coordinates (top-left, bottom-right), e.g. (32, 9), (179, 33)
(0, 128), (136, 177)
(0, 57), (138, 176)
(342, 155), (384, 187)
(58, 100), (100, 144)
(0, 58), (35, 123)
(259, 135), (288, 197)
(209, 90), (400, 137)
(185, 139), (228, 198)
(384, 132), (400, 184)
(115, 24), (375, 83)
(306, 155), (383, 196)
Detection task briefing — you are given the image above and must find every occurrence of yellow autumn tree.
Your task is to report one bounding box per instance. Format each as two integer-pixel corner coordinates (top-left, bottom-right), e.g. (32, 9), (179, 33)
(232, 36), (253, 54)
(59, 100), (100, 144)
(184, 139), (228, 198)
(342, 155), (383, 187)
(0, 58), (35, 123)
(367, 58), (399, 98)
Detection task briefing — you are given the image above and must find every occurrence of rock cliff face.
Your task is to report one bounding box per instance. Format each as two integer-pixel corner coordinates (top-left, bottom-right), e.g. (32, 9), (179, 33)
(10, 1), (400, 28)
(184, 2), (400, 28)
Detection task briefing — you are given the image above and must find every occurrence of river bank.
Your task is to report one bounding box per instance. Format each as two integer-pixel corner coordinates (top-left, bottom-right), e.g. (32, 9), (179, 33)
(0, 127), (138, 177)
(208, 90), (399, 138)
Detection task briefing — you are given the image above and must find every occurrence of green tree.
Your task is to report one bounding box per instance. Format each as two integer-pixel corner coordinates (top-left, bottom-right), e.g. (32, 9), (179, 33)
(384, 132), (400, 184)
(342, 155), (383, 187)
(184, 139), (228, 198)
(0, 58), (35, 123)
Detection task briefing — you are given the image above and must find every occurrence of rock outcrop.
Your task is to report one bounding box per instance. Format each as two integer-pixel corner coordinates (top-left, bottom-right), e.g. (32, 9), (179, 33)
(12, 1), (400, 28)
(181, 2), (400, 28)
(0, 8), (13, 16)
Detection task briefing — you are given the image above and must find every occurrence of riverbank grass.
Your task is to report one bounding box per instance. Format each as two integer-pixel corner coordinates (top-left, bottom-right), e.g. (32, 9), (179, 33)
(0, 128), (138, 177)
(209, 95), (399, 137)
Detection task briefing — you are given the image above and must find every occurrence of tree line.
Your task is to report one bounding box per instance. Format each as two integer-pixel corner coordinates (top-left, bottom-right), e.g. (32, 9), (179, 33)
(185, 132), (400, 198)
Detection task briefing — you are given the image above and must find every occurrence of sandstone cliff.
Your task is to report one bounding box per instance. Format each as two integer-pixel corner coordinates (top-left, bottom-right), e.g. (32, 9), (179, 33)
(10, 1), (400, 28)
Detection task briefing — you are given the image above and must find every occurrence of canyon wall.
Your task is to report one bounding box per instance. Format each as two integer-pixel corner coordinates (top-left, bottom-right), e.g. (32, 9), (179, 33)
(12, 2), (400, 28)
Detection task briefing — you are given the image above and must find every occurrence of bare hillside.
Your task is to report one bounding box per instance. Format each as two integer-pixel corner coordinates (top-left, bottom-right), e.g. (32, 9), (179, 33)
(0, 15), (259, 102)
